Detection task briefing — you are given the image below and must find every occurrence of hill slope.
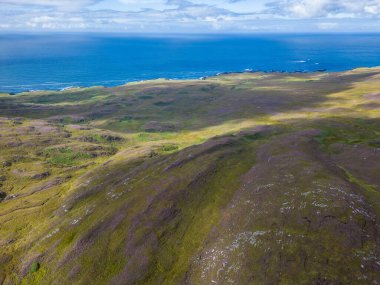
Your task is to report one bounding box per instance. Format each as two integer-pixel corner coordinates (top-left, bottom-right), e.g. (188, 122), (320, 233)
(0, 68), (380, 284)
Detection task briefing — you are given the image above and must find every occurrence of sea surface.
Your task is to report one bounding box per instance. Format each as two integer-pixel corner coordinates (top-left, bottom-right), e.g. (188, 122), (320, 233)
(1, 33), (380, 93)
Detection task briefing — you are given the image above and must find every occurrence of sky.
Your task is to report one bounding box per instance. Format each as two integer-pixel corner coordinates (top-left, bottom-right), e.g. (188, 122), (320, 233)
(0, 0), (379, 33)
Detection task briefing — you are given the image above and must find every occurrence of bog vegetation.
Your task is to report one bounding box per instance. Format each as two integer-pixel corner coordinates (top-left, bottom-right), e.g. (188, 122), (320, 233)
(0, 68), (379, 284)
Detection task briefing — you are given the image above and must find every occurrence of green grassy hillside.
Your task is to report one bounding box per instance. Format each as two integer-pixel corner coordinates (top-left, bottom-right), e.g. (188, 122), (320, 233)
(0, 68), (379, 284)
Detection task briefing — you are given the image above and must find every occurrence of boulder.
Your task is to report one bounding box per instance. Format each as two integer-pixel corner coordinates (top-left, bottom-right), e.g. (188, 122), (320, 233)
(31, 172), (51, 180)
(0, 191), (6, 201)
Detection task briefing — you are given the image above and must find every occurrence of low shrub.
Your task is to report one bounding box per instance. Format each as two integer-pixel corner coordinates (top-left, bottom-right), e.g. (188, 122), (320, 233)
(30, 262), (40, 273)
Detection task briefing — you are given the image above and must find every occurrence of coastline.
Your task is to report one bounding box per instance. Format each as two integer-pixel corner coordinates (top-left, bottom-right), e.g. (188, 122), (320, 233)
(2, 66), (380, 95)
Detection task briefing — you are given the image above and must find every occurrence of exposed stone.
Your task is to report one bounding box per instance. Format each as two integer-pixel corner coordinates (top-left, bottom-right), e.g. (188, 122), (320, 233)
(31, 171), (51, 180)
(0, 191), (6, 201)
(2, 161), (12, 167)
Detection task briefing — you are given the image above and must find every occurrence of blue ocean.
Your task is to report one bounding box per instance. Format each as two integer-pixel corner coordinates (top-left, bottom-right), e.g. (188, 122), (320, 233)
(0, 34), (380, 93)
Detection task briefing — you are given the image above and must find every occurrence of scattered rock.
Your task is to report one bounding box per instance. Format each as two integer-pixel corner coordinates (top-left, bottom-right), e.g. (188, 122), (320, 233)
(29, 176), (71, 194)
(80, 136), (97, 143)
(80, 134), (122, 143)
(12, 118), (23, 125)
(11, 155), (26, 162)
(4, 194), (16, 201)
(101, 134), (123, 142)
(51, 115), (86, 124)
(0, 191), (6, 201)
(84, 146), (103, 151)
(6, 239), (16, 245)
(148, 150), (159, 158)
(31, 171), (51, 180)
(0, 253), (11, 264)
(2, 161), (12, 167)
(6, 141), (22, 148)
(63, 132), (72, 138)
